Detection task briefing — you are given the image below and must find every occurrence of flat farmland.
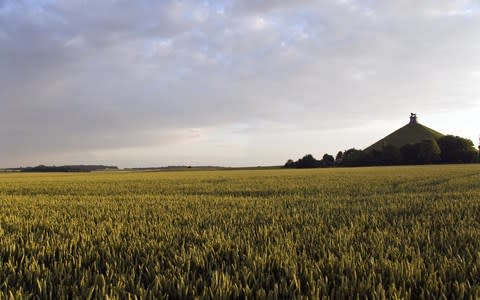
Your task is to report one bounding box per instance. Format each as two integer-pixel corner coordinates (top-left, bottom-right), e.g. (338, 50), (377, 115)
(1, 165), (480, 299)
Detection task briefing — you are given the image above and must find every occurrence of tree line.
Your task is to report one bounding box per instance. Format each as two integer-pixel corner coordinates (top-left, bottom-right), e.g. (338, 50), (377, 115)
(19, 165), (119, 172)
(285, 135), (479, 168)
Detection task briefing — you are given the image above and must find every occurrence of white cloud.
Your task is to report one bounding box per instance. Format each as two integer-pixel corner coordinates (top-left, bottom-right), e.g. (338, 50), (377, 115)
(249, 15), (267, 30)
(150, 38), (173, 57)
(192, 4), (210, 22)
(64, 35), (85, 48)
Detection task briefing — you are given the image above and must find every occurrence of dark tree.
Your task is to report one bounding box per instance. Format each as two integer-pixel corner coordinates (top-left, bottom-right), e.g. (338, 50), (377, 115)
(417, 140), (441, 164)
(369, 149), (383, 165)
(297, 154), (320, 168)
(284, 159), (296, 168)
(322, 154), (335, 167)
(400, 143), (420, 164)
(381, 145), (403, 165)
(335, 151), (343, 165)
(437, 135), (478, 163)
(342, 149), (369, 167)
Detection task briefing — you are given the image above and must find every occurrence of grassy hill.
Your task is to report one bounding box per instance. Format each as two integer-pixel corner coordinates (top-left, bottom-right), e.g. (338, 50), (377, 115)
(365, 122), (444, 151)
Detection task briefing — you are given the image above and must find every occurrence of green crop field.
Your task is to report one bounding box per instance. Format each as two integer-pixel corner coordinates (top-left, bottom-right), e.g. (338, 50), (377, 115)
(1, 165), (480, 299)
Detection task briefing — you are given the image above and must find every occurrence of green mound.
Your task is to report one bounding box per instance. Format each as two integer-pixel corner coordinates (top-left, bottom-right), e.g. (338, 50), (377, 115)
(365, 120), (444, 152)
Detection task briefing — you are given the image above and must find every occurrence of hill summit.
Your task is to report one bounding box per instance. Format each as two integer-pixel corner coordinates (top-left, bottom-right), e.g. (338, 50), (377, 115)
(365, 113), (444, 151)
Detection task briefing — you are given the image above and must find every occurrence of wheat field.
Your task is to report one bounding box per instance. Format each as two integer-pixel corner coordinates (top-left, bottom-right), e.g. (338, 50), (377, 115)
(1, 165), (480, 299)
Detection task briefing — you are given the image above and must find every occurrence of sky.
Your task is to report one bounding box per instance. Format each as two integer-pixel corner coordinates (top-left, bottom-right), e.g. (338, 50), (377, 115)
(1, 0), (479, 168)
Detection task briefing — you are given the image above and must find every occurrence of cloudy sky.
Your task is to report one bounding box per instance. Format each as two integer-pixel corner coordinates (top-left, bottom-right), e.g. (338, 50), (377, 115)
(1, 0), (479, 168)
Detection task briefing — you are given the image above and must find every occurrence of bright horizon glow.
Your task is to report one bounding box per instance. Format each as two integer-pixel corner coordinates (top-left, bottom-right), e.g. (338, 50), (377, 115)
(1, 1), (479, 168)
